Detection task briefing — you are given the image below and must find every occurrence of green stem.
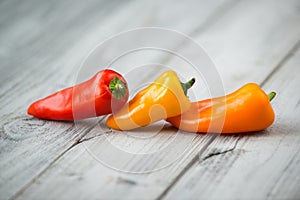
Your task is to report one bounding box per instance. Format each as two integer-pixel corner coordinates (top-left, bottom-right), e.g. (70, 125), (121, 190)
(268, 92), (276, 102)
(181, 78), (196, 96)
(109, 77), (127, 99)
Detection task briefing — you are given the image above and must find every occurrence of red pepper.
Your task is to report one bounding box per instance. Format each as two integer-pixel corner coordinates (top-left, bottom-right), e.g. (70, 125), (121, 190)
(27, 69), (128, 121)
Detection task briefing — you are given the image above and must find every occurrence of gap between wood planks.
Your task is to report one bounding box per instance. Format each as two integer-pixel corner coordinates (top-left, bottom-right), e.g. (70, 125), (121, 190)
(156, 39), (300, 200)
(260, 39), (300, 87)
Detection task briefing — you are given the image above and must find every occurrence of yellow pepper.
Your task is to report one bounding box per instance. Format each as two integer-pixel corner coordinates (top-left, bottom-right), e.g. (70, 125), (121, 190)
(106, 70), (195, 130)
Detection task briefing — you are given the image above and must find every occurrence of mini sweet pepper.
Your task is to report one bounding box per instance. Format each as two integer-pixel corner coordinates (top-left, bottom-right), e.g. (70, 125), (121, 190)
(106, 70), (195, 130)
(167, 83), (276, 133)
(28, 69), (128, 121)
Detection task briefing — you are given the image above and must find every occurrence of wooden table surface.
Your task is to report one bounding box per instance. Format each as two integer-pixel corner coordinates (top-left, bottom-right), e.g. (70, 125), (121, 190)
(1, 0), (300, 199)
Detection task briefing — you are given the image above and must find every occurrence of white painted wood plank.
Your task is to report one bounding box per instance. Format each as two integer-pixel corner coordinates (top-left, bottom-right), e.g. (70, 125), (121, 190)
(13, 0), (300, 199)
(0, 117), (99, 199)
(163, 46), (300, 200)
(172, 0), (300, 92)
(0, 0), (230, 199)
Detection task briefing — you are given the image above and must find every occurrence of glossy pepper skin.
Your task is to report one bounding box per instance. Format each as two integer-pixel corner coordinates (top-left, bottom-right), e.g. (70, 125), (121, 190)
(106, 70), (195, 130)
(28, 69), (128, 121)
(167, 83), (276, 134)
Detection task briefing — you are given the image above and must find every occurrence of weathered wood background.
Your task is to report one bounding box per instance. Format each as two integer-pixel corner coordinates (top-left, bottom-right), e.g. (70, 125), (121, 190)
(1, 0), (300, 199)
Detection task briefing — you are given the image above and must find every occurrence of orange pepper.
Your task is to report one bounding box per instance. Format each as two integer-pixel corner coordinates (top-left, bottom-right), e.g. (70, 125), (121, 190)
(167, 83), (276, 133)
(106, 70), (195, 130)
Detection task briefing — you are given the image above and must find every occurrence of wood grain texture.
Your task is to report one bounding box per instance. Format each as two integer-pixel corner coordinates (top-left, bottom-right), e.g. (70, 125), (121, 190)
(0, 0), (138, 198)
(0, 0), (231, 199)
(163, 46), (300, 200)
(7, 0), (300, 200)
